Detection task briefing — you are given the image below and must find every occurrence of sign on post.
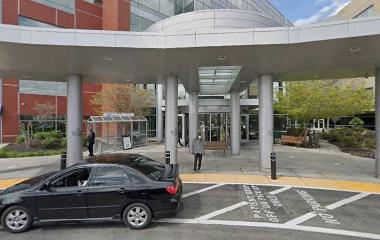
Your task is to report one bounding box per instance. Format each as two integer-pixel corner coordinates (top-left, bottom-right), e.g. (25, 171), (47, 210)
(122, 136), (132, 150)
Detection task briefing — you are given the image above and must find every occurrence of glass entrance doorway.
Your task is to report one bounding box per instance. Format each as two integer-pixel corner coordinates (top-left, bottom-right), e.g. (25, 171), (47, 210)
(199, 113), (229, 142)
(241, 114), (249, 142)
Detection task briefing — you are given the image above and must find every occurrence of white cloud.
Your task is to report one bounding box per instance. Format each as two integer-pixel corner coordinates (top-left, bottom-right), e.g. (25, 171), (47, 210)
(294, 0), (351, 26)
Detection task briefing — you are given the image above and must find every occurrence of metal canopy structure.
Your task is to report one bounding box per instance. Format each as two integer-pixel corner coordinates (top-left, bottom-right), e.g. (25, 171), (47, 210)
(88, 115), (148, 123)
(87, 115), (148, 154)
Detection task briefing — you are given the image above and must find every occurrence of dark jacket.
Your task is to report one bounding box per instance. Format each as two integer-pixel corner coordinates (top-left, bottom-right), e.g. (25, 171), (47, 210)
(88, 131), (95, 145)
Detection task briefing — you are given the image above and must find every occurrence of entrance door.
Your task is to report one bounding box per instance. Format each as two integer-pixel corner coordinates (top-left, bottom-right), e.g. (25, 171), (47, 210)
(199, 113), (228, 142)
(241, 115), (249, 142)
(178, 114), (185, 145)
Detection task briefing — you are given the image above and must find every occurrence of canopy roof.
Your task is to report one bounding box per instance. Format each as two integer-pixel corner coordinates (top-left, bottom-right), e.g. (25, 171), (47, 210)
(88, 115), (147, 123)
(0, 14), (380, 94)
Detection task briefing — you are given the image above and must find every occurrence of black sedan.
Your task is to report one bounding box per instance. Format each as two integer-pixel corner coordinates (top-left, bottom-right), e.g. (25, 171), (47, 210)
(0, 154), (182, 233)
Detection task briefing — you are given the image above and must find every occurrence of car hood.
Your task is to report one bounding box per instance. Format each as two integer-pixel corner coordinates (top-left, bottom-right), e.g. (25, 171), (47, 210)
(1, 171), (56, 195)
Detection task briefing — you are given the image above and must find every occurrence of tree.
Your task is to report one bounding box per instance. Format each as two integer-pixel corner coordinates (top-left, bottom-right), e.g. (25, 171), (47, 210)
(275, 80), (374, 136)
(33, 101), (55, 132)
(91, 84), (154, 116)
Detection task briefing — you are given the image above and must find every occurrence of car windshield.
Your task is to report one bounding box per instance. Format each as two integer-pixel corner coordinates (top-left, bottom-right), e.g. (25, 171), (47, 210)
(2, 171), (56, 194)
(128, 156), (166, 181)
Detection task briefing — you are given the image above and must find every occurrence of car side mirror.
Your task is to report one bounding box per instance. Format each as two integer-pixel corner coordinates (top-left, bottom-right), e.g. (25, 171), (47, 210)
(40, 183), (52, 192)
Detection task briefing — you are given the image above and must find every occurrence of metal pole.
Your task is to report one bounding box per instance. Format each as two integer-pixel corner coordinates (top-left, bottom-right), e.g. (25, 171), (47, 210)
(60, 153), (67, 170)
(270, 152), (277, 180)
(375, 68), (380, 178)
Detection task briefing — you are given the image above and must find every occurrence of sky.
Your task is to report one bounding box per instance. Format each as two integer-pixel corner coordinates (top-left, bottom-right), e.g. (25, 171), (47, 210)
(269, 0), (352, 25)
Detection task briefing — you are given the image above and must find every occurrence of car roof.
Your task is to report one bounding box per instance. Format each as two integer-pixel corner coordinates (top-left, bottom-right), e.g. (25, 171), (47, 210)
(81, 153), (145, 167)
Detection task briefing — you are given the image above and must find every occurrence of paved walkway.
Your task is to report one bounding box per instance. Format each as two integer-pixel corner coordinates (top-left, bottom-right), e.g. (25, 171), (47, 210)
(1, 141), (380, 192)
(127, 141), (380, 183)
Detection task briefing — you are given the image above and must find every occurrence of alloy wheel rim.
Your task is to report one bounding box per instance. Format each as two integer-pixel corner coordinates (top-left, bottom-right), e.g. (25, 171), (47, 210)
(127, 207), (147, 226)
(5, 210), (28, 231)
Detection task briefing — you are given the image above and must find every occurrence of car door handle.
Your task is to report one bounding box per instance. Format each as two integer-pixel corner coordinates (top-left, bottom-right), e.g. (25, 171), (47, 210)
(76, 190), (83, 196)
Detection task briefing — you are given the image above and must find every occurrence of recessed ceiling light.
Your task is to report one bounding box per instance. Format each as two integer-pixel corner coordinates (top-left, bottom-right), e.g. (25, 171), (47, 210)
(103, 56), (113, 61)
(241, 80), (247, 83)
(312, 75), (320, 78)
(350, 47), (362, 53)
(218, 56), (227, 61)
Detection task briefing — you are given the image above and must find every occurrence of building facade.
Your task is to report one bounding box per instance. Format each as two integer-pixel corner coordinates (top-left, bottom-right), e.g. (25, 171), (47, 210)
(0, 0), (288, 144)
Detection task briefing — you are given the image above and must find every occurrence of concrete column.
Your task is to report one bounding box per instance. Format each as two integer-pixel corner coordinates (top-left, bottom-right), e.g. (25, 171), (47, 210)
(230, 91), (241, 155)
(156, 84), (164, 142)
(67, 74), (83, 166)
(259, 75), (274, 170)
(189, 92), (198, 151)
(165, 76), (178, 164)
(376, 68), (380, 178)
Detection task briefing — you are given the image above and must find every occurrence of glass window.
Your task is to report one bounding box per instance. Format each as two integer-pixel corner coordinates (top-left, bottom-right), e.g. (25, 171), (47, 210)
(31, 0), (75, 14)
(19, 16), (58, 28)
(160, 0), (175, 16)
(90, 167), (128, 186)
(19, 80), (67, 96)
(127, 156), (166, 181)
(354, 5), (375, 19)
(50, 168), (91, 188)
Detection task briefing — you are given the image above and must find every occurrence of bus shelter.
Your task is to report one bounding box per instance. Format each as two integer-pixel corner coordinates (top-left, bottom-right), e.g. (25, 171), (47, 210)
(87, 115), (148, 154)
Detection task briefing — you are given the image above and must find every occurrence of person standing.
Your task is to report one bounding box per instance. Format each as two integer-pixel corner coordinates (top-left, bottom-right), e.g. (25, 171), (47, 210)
(177, 129), (183, 147)
(87, 128), (95, 157)
(192, 135), (205, 172)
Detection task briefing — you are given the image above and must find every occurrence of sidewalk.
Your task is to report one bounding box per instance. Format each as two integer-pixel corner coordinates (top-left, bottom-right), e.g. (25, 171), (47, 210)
(1, 141), (380, 192)
(127, 141), (380, 183)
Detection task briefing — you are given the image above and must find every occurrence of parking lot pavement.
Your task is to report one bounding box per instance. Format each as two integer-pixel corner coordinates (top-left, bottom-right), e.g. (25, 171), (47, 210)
(1, 183), (380, 240)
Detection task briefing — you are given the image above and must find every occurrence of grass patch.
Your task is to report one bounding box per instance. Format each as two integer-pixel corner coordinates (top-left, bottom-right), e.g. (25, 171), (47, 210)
(0, 148), (66, 158)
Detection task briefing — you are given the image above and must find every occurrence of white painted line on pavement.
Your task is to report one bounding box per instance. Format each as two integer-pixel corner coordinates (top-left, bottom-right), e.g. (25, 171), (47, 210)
(325, 192), (370, 210)
(284, 192), (371, 226)
(284, 212), (317, 226)
(196, 201), (248, 220)
(181, 181), (380, 195)
(182, 184), (225, 198)
(269, 186), (292, 195)
(156, 218), (380, 240)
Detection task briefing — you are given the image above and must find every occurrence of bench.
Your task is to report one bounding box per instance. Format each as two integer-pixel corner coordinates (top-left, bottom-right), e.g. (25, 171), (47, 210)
(205, 141), (228, 155)
(281, 135), (304, 147)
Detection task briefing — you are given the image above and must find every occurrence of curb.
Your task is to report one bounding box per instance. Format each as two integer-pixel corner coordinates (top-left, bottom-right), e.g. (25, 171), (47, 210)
(1, 174), (380, 194)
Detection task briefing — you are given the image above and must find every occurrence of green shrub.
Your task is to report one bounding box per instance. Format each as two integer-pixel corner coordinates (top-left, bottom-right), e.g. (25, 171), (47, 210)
(324, 128), (375, 149)
(61, 137), (67, 148)
(41, 136), (61, 149)
(349, 117), (364, 127)
(33, 131), (63, 149)
(15, 135), (25, 144)
(0, 148), (66, 158)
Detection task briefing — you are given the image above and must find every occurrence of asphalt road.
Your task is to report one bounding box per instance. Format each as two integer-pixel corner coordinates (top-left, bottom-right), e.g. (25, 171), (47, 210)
(1, 183), (379, 240)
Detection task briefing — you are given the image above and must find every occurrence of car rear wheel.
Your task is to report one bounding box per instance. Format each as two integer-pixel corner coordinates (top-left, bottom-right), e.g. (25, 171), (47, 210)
(123, 203), (152, 229)
(1, 206), (33, 233)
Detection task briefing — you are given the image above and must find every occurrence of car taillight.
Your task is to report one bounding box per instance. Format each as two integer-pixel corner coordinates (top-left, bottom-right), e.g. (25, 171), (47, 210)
(166, 185), (178, 196)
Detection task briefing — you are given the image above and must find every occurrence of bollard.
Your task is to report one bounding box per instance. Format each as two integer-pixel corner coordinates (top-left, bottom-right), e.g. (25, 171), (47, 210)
(60, 153), (67, 170)
(165, 151), (170, 164)
(270, 152), (277, 180)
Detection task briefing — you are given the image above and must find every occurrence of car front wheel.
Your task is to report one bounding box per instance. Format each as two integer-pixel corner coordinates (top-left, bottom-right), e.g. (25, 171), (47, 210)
(1, 206), (33, 233)
(123, 203), (152, 229)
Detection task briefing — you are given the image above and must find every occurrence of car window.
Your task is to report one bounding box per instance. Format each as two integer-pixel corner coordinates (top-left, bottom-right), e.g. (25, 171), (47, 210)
(90, 166), (129, 187)
(49, 168), (91, 188)
(128, 156), (166, 181)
